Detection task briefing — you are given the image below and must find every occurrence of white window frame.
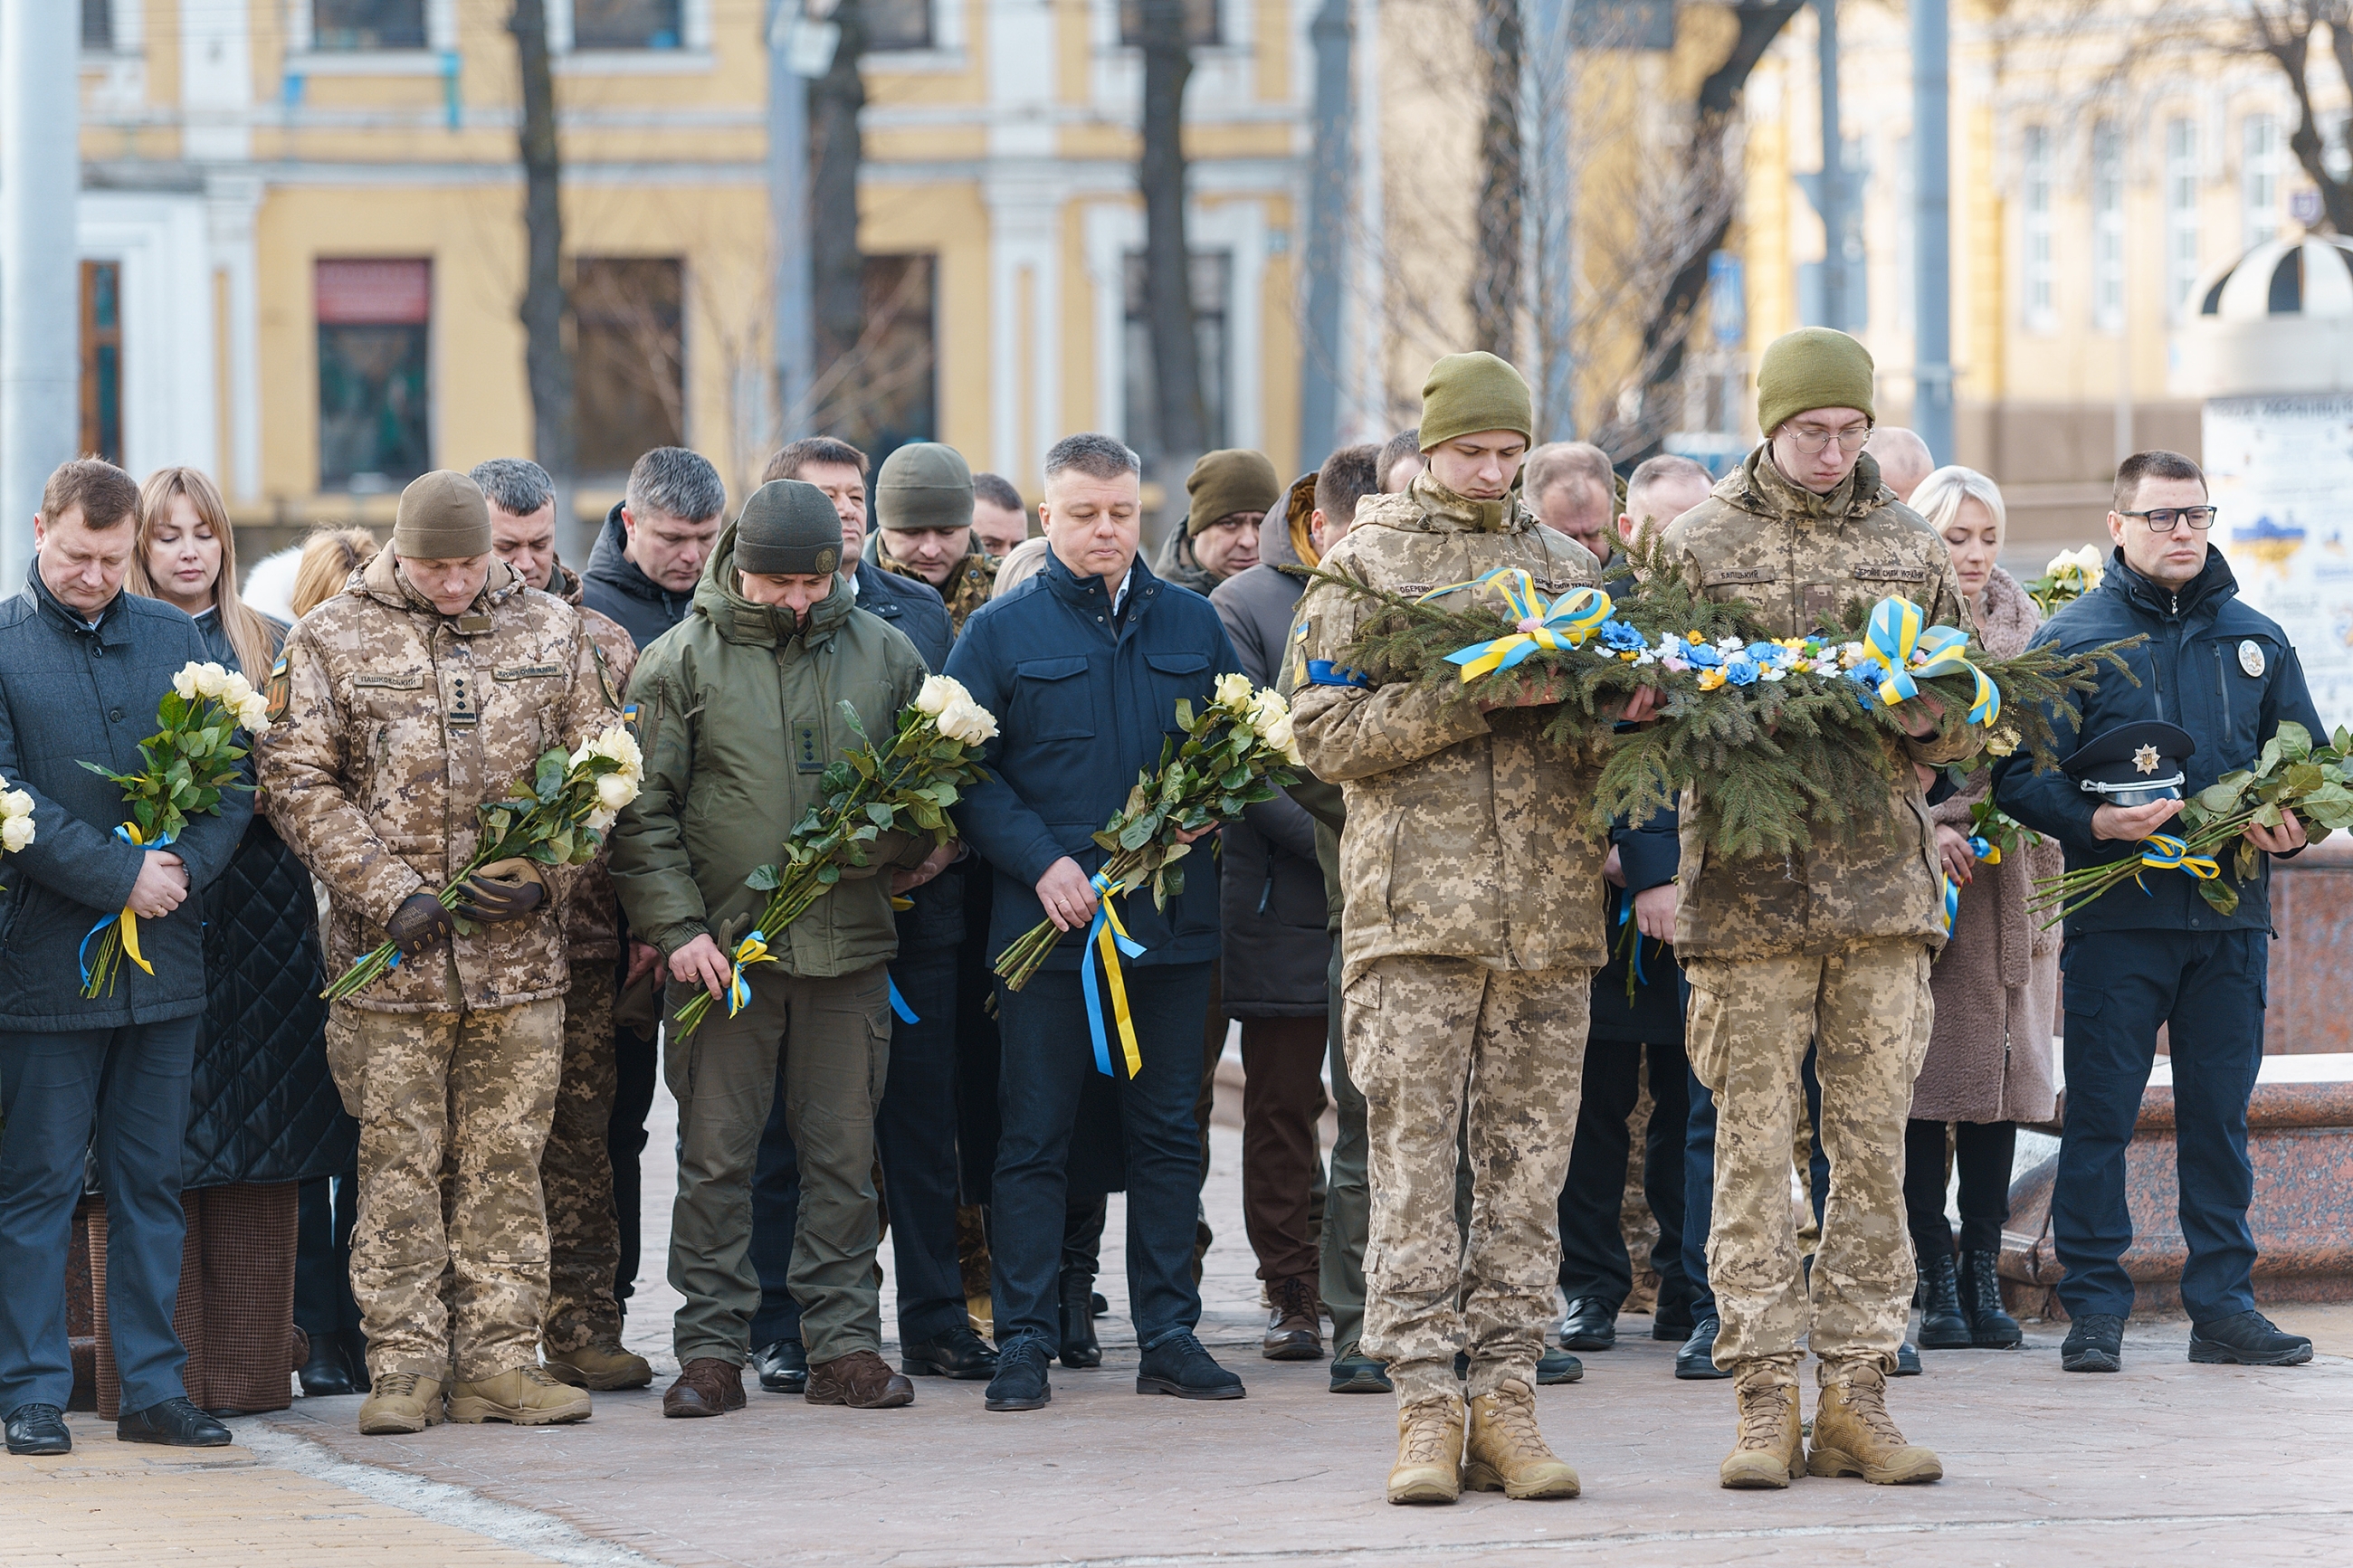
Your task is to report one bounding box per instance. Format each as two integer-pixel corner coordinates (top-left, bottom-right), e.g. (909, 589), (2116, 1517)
(2023, 124), (2055, 334)
(549, 0), (715, 72)
(2244, 112), (2282, 249)
(2091, 119), (2125, 334)
(2166, 116), (2199, 321)
(285, 0), (456, 75)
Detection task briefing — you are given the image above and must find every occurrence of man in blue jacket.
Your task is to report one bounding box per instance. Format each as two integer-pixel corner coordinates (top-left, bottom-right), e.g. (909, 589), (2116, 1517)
(948, 432), (1248, 1413)
(0, 461), (252, 1455)
(1995, 448), (2325, 1375)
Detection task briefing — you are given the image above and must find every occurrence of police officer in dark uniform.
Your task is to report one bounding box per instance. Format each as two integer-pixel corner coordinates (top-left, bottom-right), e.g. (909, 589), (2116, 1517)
(1996, 449), (2325, 1374)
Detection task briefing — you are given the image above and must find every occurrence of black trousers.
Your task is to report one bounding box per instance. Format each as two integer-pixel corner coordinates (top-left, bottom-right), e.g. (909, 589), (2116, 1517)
(1902, 1118), (2016, 1259)
(1557, 1037), (1691, 1316)
(607, 1023), (659, 1312)
(292, 1166), (360, 1346)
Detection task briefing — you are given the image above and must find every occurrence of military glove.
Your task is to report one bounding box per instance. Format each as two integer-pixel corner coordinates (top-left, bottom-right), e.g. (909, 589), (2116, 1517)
(453, 857), (547, 924)
(386, 892), (454, 958)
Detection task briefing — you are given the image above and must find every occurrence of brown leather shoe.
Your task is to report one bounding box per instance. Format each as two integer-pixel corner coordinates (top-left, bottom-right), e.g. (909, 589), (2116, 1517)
(1262, 1276), (1325, 1362)
(805, 1348), (915, 1409)
(662, 1357), (746, 1418)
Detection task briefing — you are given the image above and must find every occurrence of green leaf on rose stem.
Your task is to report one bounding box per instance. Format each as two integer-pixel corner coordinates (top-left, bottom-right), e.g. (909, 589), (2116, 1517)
(1162, 864), (1185, 900)
(2286, 762), (2326, 795)
(546, 829), (574, 862)
(911, 803), (942, 832)
(2237, 840), (2260, 880)
(866, 802), (896, 829)
(817, 861), (842, 885)
(529, 842), (561, 865)
(852, 824), (879, 842)
(2199, 879), (2241, 917)
(535, 752), (566, 803)
(836, 698), (871, 744)
(2277, 722), (2313, 762)
(2197, 782), (2244, 813)
(1119, 813), (1160, 852)
(746, 863), (781, 891)
(1173, 698), (1195, 732)
(2336, 725), (2352, 755)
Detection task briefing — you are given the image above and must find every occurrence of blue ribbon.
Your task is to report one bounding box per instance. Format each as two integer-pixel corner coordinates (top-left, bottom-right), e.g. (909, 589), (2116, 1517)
(889, 974), (918, 1024)
(1080, 870), (1148, 1078)
(1307, 659), (1373, 689)
(79, 824), (176, 989)
(1615, 889), (1648, 985)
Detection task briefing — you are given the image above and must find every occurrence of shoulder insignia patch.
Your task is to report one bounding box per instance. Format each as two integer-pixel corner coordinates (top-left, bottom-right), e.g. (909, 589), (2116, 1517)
(593, 643), (623, 709)
(265, 652), (291, 726)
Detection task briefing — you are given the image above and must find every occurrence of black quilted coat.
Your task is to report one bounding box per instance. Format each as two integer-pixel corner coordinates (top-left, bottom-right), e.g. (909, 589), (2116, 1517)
(182, 612), (355, 1190)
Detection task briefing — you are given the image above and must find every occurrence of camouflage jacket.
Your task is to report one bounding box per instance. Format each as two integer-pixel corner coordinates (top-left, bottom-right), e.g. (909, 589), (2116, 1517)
(552, 560), (640, 963)
(259, 549), (615, 1013)
(1660, 446), (1977, 960)
(1291, 471), (1610, 984)
(874, 536), (997, 634)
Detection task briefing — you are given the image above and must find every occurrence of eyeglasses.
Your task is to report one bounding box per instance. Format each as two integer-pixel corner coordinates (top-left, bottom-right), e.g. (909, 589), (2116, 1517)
(2119, 506), (2217, 532)
(1782, 424), (1872, 455)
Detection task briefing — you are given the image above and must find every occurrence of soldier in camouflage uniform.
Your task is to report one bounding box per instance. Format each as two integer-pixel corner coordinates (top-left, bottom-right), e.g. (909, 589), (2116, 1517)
(1660, 328), (1971, 1489)
(473, 455), (657, 1392)
(869, 442), (997, 632)
(1292, 354), (1606, 1506)
(262, 470), (614, 1436)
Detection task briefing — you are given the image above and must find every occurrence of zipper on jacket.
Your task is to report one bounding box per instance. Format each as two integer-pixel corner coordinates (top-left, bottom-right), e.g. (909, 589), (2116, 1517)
(2215, 641), (2232, 738)
(1258, 871), (1275, 917)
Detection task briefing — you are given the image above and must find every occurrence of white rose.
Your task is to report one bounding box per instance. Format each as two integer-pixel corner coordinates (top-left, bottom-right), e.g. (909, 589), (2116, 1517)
(596, 773), (636, 812)
(586, 806), (618, 834)
(1215, 671), (1254, 709)
(914, 673), (958, 717)
(2, 788), (30, 819)
(172, 665), (200, 701)
(588, 724), (643, 777)
(1247, 687), (1289, 736)
(938, 695), (999, 746)
(239, 694), (272, 733)
(1, 814), (32, 852)
(193, 662), (230, 699)
(220, 672), (254, 708)
(1260, 710), (1298, 762)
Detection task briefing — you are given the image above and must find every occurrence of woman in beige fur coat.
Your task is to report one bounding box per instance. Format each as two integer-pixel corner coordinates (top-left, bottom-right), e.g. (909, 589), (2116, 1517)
(1907, 467), (2062, 1353)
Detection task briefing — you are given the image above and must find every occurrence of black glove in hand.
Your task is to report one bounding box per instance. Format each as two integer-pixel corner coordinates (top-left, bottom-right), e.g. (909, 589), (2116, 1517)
(386, 893), (454, 959)
(453, 857), (547, 924)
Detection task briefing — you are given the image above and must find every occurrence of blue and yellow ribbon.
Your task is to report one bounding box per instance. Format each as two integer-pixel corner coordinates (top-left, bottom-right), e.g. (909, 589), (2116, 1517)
(1431, 568), (1614, 683)
(1081, 870), (1147, 1079)
(1861, 596), (2001, 727)
(723, 928), (780, 1017)
(79, 823), (175, 989)
(2134, 832), (2220, 894)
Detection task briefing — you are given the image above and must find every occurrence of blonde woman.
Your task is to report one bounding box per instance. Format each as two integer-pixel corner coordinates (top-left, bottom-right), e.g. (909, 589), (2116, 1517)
(290, 527), (379, 621)
(1903, 465), (2062, 1354)
(123, 470), (350, 1415)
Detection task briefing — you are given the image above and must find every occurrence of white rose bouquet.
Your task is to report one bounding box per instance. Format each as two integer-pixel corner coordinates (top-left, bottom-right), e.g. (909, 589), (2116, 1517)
(0, 780), (34, 889)
(74, 660), (270, 996)
(992, 673), (1302, 996)
(2025, 545), (2105, 618)
(671, 675), (998, 1038)
(322, 723), (644, 1002)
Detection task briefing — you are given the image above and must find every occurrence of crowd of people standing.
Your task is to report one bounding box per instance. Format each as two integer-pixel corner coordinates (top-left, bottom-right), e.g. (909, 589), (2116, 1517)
(0, 326), (2322, 1505)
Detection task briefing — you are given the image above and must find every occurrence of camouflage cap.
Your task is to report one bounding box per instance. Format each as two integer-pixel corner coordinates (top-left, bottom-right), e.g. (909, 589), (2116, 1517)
(392, 470), (492, 560)
(875, 442), (976, 533)
(737, 480), (846, 575)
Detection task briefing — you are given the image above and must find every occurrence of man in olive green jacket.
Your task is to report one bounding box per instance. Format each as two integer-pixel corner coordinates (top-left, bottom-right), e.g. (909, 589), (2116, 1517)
(609, 481), (939, 1419)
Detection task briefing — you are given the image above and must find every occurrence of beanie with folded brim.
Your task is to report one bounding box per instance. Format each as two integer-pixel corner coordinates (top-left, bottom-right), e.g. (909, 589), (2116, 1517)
(392, 470), (492, 560)
(1756, 327), (1876, 437)
(1418, 352), (1535, 451)
(1185, 449), (1282, 537)
(876, 442), (976, 532)
(736, 479), (847, 575)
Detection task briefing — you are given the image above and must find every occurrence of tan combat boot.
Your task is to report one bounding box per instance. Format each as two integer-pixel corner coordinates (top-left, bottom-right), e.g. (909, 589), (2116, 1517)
(446, 1365), (593, 1426)
(357, 1373), (445, 1436)
(1719, 1364), (1804, 1489)
(1386, 1395), (1466, 1506)
(1463, 1378), (1580, 1499)
(1806, 1363), (1942, 1485)
(542, 1338), (653, 1391)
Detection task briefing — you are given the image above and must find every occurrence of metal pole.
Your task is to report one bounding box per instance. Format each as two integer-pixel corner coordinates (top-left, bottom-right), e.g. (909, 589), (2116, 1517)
(1911, 0), (1954, 461)
(1300, 0), (1351, 465)
(1528, 0), (1577, 441)
(1815, 0), (1843, 332)
(769, 1), (814, 440)
(1, 0), (81, 571)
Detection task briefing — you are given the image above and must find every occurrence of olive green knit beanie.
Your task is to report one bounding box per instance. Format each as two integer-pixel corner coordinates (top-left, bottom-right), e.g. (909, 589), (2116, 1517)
(736, 480), (846, 575)
(392, 470), (492, 560)
(1417, 352), (1535, 451)
(1755, 328), (1877, 437)
(875, 442), (976, 532)
(1184, 449), (1282, 537)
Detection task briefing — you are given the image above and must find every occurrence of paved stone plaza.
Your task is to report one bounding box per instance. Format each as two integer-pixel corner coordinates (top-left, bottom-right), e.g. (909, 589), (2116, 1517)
(6, 1095), (2350, 1567)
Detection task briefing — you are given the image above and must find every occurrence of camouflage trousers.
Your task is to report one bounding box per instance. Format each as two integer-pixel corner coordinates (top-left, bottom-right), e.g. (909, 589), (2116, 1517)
(1348, 955), (1590, 1407)
(1684, 938), (1932, 1375)
(326, 998), (563, 1383)
(540, 962), (623, 1352)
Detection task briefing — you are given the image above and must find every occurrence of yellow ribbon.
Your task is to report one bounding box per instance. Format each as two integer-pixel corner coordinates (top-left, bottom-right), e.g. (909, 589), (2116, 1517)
(724, 929), (780, 1017)
(1862, 597), (2000, 726)
(2135, 832), (2220, 893)
(116, 822), (154, 977)
(1082, 872), (1148, 1079)
(1432, 568), (1615, 683)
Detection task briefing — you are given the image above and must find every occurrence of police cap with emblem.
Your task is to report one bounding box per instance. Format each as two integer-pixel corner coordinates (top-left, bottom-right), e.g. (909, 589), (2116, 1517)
(736, 479), (844, 576)
(2060, 719), (2196, 807)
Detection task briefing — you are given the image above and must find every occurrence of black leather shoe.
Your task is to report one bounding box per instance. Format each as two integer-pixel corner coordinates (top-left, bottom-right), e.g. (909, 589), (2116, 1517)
(1892, 1341), (1923, 1376)
(2189, 1310), (2313, 1367)
(1328, 1345), (1392, 1394)
(5, 1403), (70, 1456)
(1958, 1250), (2023, 1348)
(1058, 1272), (1102, 1369)
(117, 1397), (231, 1448)
(1674, 1316), (1732, 1380)
(1916, 1247), (1972, 1349)
(986, 1333), (1052, 1411)
(1559, 1296), (1617, 1352)
(902, 1325), (1000, 1380)
(1137, 1331), (1244, 1401)
(1534, 1345), (1585, 1384)
(751, 1337), (809, 1393)
(2062, 1312), (2126, 1373)
(299, 1333), (357, 1398)
(1091, 1291), (1109, 1318)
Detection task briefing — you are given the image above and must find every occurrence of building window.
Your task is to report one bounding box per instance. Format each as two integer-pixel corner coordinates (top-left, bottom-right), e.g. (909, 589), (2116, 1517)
(80, 261), (123, 468)
(316, 259), (431, 492)
(313, 0), (426, 50)
(2023, 125), (2054, 332)
(1118, 0), (1221, 47)
(575, 0), (682, 50)
(2091, 119), (2124, 333)
(2166, 117), (2200, 319)
(1122, 251), (1231, 467)
(2244, 113), (2282, 248)
(814, 254), (938, 461)
(81, 0), (111, 50)
(865, 0), (934, 50)
(574, 258), (686, 478)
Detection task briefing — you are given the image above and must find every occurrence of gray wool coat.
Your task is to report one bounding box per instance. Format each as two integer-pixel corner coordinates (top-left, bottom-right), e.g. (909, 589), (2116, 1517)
(1913, 565), (2061, 1125)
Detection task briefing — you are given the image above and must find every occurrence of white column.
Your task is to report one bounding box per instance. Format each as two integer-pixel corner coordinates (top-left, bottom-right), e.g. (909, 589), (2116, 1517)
(208, 175), (265, 502)
(180, 0), (252, 163)
(1, 0), (81, 566)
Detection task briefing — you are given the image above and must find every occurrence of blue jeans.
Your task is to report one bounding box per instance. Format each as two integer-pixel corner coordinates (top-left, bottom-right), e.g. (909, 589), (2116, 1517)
(990, 962), (1211, 1352)
(2054, 928), (2266, 1324)
(0, 1018), (199, 1416)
